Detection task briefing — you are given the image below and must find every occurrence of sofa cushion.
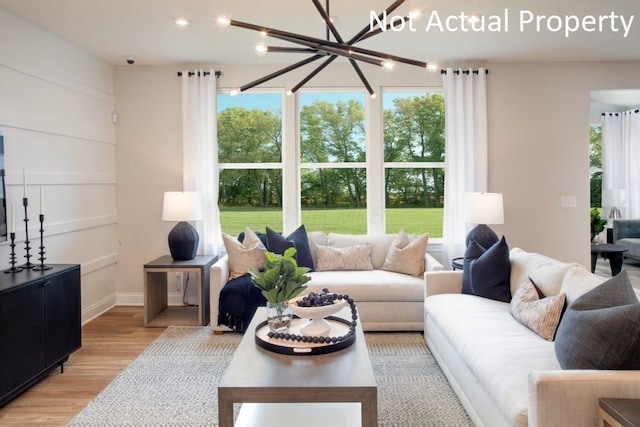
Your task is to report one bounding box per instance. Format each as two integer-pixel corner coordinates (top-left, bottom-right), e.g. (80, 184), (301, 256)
(306, 231), (328, 267)
(382, 229), (429, 277)
(560, 265), (606, 306)
(509, 278), (566, 341)
(266, 224), (315, 271)
(508, 248), (566, 296)
(222, 228), (267, 279)
(462, 236), (511, 303)
(425, 294), (561, 426)
(306, 270), (424, 302)
(555, 271), (640, 370)
(327, 233), (395, 269)
(316, 244), (374, 271)
(616, 237), (640, 259)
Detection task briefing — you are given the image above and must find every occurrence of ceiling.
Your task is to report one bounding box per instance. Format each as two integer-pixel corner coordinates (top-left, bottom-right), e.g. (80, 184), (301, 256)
(1, 0), (639, 68)
(2, 0), (640, 107)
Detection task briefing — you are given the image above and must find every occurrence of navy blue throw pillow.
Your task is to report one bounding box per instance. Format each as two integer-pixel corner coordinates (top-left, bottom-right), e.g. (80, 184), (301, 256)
(266, 224), (315, 271)
(554, 271), (640, 370)
(462, 239), (486, 294)
(462, 236), (511, 303)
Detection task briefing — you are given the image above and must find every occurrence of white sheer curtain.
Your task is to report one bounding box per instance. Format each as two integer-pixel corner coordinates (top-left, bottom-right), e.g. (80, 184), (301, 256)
(181, 69), (222, 256)
(602, 110), (640, 218)
(442, 68), (488, 266)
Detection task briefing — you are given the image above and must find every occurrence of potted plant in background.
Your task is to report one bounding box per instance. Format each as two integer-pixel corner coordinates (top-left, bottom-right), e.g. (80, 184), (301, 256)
(249, 247), (311, 331)
(591, 208), (607, 243)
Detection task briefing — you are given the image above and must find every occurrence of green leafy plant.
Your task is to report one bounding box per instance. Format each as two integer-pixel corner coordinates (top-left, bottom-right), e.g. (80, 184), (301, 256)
(590, 209), (607, 236)
(248, 247), (311, 304)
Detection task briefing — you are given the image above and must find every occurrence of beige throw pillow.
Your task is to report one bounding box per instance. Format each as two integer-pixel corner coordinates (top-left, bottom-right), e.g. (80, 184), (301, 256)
(510, 278), (566, 341)
(316, 244), (374, 271)
(381, 229), (429, 277)
(222, 227), (267, 279)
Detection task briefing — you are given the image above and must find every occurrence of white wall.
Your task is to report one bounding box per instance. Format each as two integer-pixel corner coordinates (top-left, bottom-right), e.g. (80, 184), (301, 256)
(113, 60), (640, 301)
(0, 8), (117, 323)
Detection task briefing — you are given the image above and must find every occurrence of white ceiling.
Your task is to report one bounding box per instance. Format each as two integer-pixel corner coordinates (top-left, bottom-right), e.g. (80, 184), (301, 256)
(1, 0), (639, 67)
(2, 0), (640, 107)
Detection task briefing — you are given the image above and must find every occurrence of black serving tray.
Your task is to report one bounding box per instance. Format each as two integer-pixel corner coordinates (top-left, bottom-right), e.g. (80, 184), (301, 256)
(255, 315), (356, 356)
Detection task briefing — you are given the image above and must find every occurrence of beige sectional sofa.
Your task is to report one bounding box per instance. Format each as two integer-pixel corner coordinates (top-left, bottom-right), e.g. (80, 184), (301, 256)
(211, 231), (443, 332)
(424, 247), (640, 427)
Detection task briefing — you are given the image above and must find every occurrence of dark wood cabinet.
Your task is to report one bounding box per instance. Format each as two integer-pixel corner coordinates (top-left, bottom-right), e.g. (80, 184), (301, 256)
(0, 264), (81, 407)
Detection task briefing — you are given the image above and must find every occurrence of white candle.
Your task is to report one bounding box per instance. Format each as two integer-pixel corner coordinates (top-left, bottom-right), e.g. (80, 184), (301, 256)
(40, 186), (44, 215)
(10, 203), (14, 234)
(22, 169), (27, 198)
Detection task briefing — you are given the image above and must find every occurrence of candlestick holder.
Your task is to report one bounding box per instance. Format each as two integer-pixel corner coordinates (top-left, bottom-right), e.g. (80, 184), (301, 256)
(32, 214), (52, 271)
(21, 197), (34, 269)
(4, 232), (24, 273)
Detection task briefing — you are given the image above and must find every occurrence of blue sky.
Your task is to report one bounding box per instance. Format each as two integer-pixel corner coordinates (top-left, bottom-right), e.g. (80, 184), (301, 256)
(217, 91), (424, 113)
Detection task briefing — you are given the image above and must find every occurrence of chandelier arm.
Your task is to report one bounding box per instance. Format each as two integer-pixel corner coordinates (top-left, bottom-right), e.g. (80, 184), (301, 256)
(239, 55), (324, 92)
(290, 55), (338, 93)
(311, 0), (344, 43)
(347, 0), (406, 44)
(230, 19), (425, 68)
(356, 16), (411, 42)
(267, 46), (320, 54)
(348, 59), (374, 96)
(268, 33), (383, 67)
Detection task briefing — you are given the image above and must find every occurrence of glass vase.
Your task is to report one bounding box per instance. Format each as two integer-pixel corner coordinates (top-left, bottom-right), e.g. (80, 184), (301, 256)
(266, 301), (293, 332)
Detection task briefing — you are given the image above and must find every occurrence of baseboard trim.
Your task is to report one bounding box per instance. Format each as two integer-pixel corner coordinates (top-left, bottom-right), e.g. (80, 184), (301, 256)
(81, 294), (117, 325)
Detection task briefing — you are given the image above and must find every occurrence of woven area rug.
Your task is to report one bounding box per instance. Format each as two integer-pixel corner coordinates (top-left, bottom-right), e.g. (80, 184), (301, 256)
(68, 327), (472, 427)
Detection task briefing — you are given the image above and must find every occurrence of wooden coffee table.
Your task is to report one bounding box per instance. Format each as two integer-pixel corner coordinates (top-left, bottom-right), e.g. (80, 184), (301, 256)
(218, 307), (378, 427)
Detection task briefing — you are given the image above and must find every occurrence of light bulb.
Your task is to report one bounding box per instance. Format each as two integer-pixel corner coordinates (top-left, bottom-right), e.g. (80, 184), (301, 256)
(408, 10), (421, 19)
(370, 93), (377, 99)
(286, 90), (294, 96)
(229, 88), (240, 96)
(255, 43), (268, 55)
(217, 16), (231, 27)
(174, 18), (189, 27)
(427, 63), (438, 71)
(382, 60), (395, 70)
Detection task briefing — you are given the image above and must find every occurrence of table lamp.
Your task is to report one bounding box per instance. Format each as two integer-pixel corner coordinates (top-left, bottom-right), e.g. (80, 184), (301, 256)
(463, 192), (504, 249)
(602, 189), (625, 220)
(162, 191), (203, 260)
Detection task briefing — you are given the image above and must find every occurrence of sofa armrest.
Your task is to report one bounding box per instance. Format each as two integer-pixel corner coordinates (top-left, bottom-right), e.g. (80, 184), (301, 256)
(210, 254), (230, 331)
(425, 253), (444, 272)
(528, 370), (640, 427)
(424, 270), (463, 297)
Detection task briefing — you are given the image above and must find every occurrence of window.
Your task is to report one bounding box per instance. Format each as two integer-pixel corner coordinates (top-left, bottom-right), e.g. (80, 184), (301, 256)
(383, 91), (445, 237)
(216, 88), (446, 238)
(299, 92), (367, 233)
(217, 92), (283, 235)
(590, 124), (602, 209)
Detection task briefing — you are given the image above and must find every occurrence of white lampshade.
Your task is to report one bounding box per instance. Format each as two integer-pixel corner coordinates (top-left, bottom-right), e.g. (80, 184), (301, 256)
(462, 192), (504, 225)
(162, 191), (203, 222)
(602, 189), (626, 208)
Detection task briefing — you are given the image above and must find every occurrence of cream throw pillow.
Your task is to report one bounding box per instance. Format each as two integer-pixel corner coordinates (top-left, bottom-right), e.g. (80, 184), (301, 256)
(316, 244), (374, 271)
(381, 229), (429, 277)
(222, 227), (267, 279)
(510, 278), (566, 341)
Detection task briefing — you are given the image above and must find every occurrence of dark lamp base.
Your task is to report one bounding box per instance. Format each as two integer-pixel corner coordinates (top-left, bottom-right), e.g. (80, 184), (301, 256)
(168, 221), (199, 261)
(466, 224), (499, 249)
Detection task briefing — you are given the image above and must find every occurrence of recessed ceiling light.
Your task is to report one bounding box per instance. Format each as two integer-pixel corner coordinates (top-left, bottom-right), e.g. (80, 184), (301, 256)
(174, 18), (189, 27)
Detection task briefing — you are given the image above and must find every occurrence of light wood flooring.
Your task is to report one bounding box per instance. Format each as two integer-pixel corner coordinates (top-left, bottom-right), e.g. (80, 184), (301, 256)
(0, 306), (165, 426)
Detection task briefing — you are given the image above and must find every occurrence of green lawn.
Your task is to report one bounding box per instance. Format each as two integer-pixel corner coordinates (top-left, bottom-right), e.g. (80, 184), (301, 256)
(220, 207), (443, 237)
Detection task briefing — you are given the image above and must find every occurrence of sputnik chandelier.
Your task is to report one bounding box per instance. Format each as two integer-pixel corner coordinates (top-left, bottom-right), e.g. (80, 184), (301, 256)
(217, 0), (432, 97)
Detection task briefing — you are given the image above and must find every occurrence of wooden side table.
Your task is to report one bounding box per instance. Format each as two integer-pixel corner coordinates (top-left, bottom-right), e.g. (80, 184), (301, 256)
(599, 398), (640, 427)
(143, 255), (217, 327)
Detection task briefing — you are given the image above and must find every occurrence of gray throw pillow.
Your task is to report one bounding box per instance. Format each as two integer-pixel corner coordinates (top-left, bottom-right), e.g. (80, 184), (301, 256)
(554, 270), (640, 370)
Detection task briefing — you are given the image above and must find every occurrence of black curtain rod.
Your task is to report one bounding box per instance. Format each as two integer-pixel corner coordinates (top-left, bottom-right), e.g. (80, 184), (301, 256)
(176, 70), (222, 77)
(440, 69), (489, 75)
(601, 109), (640, 116)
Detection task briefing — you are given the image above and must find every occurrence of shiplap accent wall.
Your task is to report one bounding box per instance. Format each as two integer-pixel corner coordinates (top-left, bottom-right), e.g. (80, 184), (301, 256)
(0, 8), (117, 324)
